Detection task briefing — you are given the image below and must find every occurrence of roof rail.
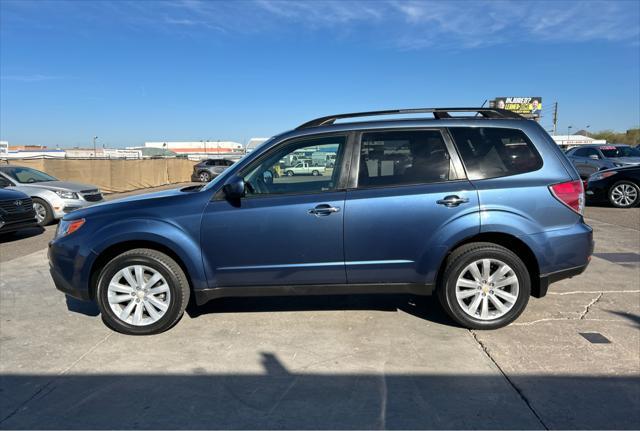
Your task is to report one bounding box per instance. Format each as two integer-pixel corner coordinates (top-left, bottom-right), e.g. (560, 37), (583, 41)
(296, 107), (524, 130)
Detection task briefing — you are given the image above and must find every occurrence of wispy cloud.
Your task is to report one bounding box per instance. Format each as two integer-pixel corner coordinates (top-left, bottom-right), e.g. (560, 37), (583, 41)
(0, 74), (67, 82)
(2, 0), (639, 49)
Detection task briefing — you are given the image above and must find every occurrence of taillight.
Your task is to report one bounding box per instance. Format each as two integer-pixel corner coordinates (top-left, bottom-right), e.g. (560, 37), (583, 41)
(549, 180), (584, 215)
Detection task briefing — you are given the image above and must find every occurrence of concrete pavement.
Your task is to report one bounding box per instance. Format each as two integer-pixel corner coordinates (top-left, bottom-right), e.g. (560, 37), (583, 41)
(0, 206), (638, 429)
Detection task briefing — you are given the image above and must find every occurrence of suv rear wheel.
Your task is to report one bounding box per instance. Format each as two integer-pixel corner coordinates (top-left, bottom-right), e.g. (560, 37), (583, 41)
(438, 242), (530, 329)
(96, 249), (190, 335)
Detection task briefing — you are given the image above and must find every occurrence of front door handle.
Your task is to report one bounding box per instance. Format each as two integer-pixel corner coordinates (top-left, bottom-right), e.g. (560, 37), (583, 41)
(436, 195), (469, 207)
(308, 204), (341, 216)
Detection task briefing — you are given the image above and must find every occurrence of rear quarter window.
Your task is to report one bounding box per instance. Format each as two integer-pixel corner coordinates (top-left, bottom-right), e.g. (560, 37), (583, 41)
(449, 127), (542, 180)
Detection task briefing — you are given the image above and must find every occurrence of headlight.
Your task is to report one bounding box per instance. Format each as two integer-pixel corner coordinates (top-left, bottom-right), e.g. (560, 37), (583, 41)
(55, 190), (79, 199)
(55, 218), (85, 238)
(589, 171), (617, 182)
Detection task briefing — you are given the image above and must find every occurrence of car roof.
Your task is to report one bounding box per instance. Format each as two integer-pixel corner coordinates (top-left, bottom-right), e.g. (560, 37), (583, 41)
(273, 117), (542, 143)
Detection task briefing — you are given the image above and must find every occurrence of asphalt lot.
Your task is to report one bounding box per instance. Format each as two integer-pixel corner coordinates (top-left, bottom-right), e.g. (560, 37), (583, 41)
(0, 184), (639, 429)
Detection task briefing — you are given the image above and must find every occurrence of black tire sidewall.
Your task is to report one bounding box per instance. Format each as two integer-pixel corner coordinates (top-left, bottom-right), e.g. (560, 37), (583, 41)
(440, 246), (530, 330)
(96, 252), (187, 335)
(608, 181), (639, 208)
(32, 197), (53, 226)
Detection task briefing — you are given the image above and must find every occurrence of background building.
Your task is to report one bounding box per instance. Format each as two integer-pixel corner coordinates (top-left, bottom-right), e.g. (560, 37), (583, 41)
(245, 137), (269, 154)
(145, 141), (243, 160)
(551, 135), (607, 150)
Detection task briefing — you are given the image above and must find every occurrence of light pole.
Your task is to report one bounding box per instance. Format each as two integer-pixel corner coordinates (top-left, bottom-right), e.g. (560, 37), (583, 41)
(93, 136), (98, 158)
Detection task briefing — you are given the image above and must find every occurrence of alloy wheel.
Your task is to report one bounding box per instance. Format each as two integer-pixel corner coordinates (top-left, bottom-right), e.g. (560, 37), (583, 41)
(33, 202), (46, 224)
(455, 258), (519, 321)
(107, 265), (171, 326)
(611, 183), (638, 207)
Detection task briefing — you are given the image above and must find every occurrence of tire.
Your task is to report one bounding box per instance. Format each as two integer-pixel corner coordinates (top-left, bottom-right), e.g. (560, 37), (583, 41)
(95, 249), (190, 335)
(608, 181), (639, 208)
(286, 170), (294, 177)
(32, 198), (53, 226)
(311, 170), (320, 176)
(198, 171), (211, 182)
(437, 242), (530, 330)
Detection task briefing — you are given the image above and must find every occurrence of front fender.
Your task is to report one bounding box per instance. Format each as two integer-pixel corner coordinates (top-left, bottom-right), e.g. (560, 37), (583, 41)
(87, 217), (207, 291)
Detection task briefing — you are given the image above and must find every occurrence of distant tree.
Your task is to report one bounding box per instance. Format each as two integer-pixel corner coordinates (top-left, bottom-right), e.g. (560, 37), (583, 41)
(591, 128), (639, 146)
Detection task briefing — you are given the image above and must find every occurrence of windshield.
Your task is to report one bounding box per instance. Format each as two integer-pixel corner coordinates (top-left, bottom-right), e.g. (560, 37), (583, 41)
(600, 146), (640, 158)
(0, 166), (58, 183)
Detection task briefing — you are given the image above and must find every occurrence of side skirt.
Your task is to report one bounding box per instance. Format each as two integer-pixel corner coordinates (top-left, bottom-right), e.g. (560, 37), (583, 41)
(194, 283), (435, 306)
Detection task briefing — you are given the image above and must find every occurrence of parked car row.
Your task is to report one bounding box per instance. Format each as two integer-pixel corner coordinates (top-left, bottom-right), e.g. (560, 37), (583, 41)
(566, 144), (640, 179)
(0, 166), (104, 232)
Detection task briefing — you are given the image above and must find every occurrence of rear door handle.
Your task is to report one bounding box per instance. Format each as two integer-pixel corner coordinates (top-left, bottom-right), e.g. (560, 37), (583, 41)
(308, 204), (341, 216)
(436, 195), (469, 207)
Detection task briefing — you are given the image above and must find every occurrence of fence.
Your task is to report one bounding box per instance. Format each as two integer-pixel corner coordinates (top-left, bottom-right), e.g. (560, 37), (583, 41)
(1, 158), (198, 193)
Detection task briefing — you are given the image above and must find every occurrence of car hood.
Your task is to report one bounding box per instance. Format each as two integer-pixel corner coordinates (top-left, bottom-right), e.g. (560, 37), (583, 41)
(17, 180), (100, 192)
(0, 188), (31, 200)
(64, 186), (200, 219)
(609, 157), (640, 165)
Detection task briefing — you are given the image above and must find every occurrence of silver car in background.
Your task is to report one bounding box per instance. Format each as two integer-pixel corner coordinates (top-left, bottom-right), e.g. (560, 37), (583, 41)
(0, 165), (104, 225)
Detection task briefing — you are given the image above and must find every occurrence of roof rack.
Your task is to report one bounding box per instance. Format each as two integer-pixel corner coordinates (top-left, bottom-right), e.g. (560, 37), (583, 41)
(296, 107), (524, 130)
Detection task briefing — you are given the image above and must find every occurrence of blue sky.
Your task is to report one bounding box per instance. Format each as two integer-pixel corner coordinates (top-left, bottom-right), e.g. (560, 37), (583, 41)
(1, 0), (639, 148)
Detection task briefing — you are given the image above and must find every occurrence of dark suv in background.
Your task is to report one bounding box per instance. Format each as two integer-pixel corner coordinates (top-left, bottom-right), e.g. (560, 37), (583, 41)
(49, 108), (593, 335)
(192, 159), (235, 182)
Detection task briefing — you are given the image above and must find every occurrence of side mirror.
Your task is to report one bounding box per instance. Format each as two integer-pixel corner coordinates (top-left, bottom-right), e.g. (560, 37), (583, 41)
(222, 175), (246, 199)
(589, 154), (599, 160)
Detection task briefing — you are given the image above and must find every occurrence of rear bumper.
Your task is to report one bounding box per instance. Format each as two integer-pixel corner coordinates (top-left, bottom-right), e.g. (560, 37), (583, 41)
(525, 222), (594, 298)
(537, 262), (590, 298)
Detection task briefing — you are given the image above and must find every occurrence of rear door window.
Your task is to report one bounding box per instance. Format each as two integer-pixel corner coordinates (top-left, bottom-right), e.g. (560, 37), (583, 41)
(449, 127), (542, 180)
(357, 130), (452, 188)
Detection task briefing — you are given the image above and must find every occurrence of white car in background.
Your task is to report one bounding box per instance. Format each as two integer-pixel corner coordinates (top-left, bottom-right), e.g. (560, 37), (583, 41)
(284, 161), (326, 176)
(0, 165), (104, 225)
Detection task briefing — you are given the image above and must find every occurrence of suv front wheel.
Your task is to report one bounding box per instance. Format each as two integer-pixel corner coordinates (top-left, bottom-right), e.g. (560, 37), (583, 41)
(438, 242), (530, 330)
(96, 249), (190, 335)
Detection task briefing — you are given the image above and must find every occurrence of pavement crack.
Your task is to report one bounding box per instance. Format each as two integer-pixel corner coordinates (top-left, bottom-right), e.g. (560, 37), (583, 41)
(0, 332), (112, 425)
(548, 290), (640, 295)
(580, 292), (604, 320)
(470, 330), (549, 430)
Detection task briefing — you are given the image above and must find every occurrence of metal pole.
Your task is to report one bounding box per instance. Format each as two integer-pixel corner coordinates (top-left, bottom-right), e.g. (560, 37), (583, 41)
(552, 102), (558, 136)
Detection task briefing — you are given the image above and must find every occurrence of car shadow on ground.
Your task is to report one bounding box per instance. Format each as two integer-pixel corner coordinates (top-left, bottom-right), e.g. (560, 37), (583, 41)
(186, 293), (457, 327)
(1, 352), (639, 429)
(0, 226), (45, 243)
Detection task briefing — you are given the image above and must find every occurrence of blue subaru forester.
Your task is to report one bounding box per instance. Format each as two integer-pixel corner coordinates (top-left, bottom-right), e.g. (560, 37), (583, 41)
(49, 108), (593, 335)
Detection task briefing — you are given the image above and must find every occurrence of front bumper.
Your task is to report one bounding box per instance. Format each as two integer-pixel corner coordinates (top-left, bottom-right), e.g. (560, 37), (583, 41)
(0, 217), (39, 234)
(585, 180), (610, 204)
(48, 238), (96, 301)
